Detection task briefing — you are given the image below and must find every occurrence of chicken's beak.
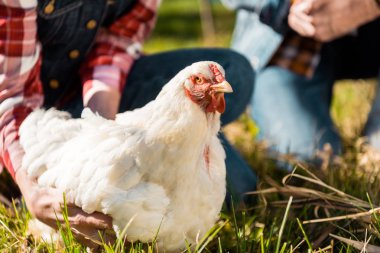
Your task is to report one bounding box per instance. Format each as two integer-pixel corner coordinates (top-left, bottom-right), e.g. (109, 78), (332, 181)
(211, 81), (233, 93)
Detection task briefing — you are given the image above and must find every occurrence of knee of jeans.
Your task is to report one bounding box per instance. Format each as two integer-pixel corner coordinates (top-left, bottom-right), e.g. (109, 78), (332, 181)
(225, 49), (256, 86)
(261, 127), (342, 167)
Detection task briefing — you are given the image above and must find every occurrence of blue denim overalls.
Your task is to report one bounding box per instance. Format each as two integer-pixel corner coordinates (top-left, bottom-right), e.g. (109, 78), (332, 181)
(37, 0), (136, 107)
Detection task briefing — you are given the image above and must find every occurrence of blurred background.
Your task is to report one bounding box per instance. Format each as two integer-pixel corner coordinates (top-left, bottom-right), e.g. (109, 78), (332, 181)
(145, 0), (235, 52)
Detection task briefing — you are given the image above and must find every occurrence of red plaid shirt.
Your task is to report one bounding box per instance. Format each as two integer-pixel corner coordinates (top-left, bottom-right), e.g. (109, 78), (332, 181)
(0, 0), (159, 179)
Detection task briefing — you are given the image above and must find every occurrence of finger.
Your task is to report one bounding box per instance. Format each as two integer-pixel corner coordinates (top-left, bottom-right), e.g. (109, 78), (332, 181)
(14, 169), (37, 190)
(37, 209), (71, 231)
(71, 225), (116, 249)
(288, 13), (316, 36)
(291, 0), (313, 14)
(290, 6), (314, 24)
(71, 227), (103, 249)
(289, 3), (316, 36)
(67, 206), (113, 230)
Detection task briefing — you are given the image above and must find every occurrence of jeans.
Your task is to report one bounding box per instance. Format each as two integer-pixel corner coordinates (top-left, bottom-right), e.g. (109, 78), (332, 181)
(252, 45), (340, 164)
(251, 31), (380, 167)
(64, 48), (257, 204)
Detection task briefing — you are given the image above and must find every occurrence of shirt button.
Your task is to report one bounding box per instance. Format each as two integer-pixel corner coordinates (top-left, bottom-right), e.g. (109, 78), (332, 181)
(44, 4), (55, 14)
(86, 20), (97, 30)
(49, 79), (59, 89)
(69, 50), (80, 59)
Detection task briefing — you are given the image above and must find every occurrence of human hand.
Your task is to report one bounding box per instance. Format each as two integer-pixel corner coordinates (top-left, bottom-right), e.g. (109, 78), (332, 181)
(15, 169), (115, 248)
(288, 0), (380, 42)
(83, 82), (121, 120)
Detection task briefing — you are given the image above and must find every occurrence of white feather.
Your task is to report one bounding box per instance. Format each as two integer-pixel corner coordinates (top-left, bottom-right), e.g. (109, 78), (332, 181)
(19, 61), (227, 252)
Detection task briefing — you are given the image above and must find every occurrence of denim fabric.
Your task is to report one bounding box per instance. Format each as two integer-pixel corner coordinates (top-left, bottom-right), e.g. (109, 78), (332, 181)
(222, 0), (289, 71)
(251, 23), (380, 166)
(251, 46), (341, 166)
(63, 48), (258, 204)
(225, 0), (380, 166)
(222, 0), (289, 33)
(37, 0), (135, 107)
(230, 10), (283, 71)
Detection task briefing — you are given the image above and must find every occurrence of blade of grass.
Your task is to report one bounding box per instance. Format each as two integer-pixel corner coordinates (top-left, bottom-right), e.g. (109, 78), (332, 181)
(230, 197), (240, 253)
(196, 220), (228, 252)
(303, 207), (380, 224)
(330, 234), (380, 253)
(218, 237), (223, 253)
(275, 196), (293, 253)
(296, 218), (312, 251)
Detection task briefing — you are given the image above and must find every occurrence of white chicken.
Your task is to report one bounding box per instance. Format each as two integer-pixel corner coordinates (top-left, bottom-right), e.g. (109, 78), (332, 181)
(19, 61), (233, 251)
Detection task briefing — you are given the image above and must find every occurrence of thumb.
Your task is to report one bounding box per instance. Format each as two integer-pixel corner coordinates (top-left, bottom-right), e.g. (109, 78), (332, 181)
(291, 0), (313, 14)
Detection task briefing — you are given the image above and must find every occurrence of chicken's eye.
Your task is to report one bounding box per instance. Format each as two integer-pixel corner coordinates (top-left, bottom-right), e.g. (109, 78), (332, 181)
(194, 76), (203, 84)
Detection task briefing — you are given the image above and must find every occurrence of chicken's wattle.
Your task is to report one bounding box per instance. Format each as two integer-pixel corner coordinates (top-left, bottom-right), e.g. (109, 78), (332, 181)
(206, 93), (226, 114)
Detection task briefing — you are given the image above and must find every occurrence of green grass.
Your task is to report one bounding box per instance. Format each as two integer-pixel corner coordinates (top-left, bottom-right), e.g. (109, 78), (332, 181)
(144, 0), (235, 52)
(1, 0), (380, 252)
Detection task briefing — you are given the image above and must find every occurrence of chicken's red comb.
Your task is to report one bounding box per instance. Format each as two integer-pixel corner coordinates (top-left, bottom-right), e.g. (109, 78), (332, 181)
(209, 64), (224, 83)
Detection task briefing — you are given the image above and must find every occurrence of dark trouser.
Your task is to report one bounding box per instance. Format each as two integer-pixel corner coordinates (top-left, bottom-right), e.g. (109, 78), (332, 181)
(64, 48), (257, 204)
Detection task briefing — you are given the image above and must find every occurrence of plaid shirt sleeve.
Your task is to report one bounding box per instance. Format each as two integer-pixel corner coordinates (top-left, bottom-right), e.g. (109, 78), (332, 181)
(80, 0), (160, 106)
(0, 0), (43, 179)
(269, 31), (322, 78)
